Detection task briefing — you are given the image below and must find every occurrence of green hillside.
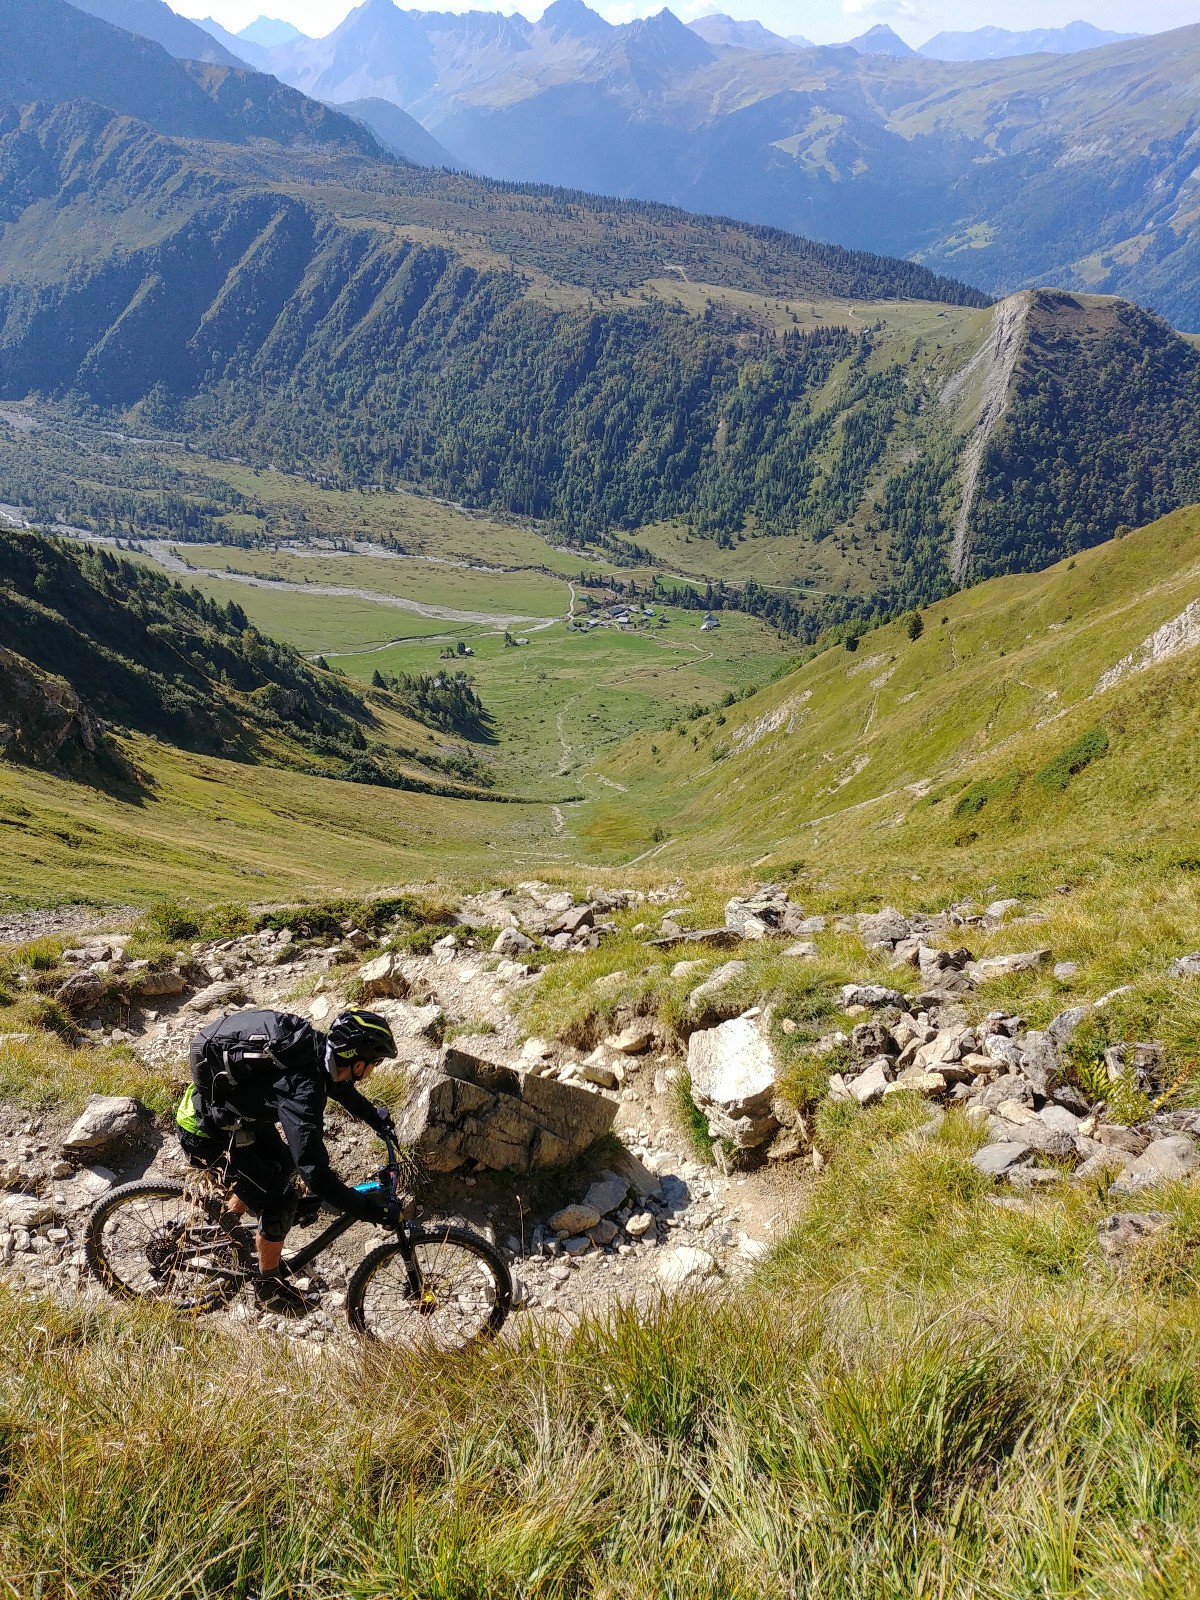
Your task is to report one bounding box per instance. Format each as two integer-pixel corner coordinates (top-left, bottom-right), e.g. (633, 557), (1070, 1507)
(0, 529), (495, 797)
(587, 505), (1200, 898)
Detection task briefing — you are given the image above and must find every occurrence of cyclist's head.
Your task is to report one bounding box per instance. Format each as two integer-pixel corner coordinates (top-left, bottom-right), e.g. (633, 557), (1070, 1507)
(327, 1009), (397, 1081)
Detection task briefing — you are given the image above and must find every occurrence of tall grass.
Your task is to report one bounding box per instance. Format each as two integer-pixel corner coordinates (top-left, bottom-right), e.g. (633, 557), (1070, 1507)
(1, 1098), (1200, 1595)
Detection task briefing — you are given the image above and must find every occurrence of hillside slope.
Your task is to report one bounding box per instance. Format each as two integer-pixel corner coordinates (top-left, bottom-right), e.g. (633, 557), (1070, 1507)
(590, 505), (1200, 893)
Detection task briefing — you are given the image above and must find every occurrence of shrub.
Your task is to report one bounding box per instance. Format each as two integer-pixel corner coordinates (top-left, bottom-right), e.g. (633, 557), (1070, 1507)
(1034, 725), (1109, 792)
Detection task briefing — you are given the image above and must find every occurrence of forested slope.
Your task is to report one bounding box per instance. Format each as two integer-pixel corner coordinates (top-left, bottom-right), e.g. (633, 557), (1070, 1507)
(0, 530), (492, 794)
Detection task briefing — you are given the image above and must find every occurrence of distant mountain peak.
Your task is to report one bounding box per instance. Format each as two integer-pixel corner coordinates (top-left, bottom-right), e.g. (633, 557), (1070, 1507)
(688, 13), (796, 53)
(538, 0), (613, 40)
(237, 14), (307, 47)
(625, 6), (716, 62)
(845, 23), (914, 56)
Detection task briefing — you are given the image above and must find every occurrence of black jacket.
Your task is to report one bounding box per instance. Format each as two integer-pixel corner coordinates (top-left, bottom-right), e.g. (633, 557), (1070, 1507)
(190, 1009), (389, 1223)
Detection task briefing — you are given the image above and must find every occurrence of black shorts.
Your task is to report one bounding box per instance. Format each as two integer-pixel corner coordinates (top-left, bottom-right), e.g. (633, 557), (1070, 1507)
(178, 1123), (299, 1242)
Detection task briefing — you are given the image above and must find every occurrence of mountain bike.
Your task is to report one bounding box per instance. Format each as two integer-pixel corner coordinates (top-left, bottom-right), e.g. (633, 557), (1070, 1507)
(83, 1125), (512, 1349)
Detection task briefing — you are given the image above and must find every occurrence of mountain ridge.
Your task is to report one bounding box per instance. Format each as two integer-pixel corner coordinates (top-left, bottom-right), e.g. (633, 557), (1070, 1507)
(240, 5), (1200, 330)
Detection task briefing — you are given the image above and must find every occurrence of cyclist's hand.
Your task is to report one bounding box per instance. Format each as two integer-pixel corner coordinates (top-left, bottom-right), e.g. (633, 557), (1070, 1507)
(373, 1102), (395, 1130)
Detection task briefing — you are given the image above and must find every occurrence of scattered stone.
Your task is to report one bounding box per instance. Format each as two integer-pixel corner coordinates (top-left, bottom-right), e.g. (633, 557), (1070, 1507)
(356, 952), (409, 1001)
(492, 928), (535, 957)
(1, 1196), (55, 1228)
(687, 961), (747, 1015)
(1098, 1211), (1170, 1259)
(687, 1013), (781, 1149)
(1121, 1136), (1199, 1187)
(658, 1246), (718, 1287)
(1169, 953), (1200, 979)
(54, 972), (105, 1012)
(577, 1050), (619, 1089)
(63, 1095), (147, 1154)
(560, 1236), (592, 1258)
(134, 969), (187, 998)
(1053, 962), (1080, 983)
(782, 942), (818, 959)
(604, 1023), (655, 1055)
(840, 984), (904, 1009)
(549, 1203), (602, 1235)
(583, 1173), (630, 1217)
(626, 1212), (655, 1238)
(971, 1142), (1033, 1177)
(848, 1056), (893, 1106)
(966, 951), (1051, 982)
(183, 980), (250, 1014)
(858, 908), (911, 948)
(588, 1220), (619, 1247)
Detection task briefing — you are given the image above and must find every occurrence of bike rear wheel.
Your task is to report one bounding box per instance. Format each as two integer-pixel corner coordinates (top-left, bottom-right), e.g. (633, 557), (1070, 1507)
(346, 1225), (511, 1350)
(85, 1180), (250, 1312)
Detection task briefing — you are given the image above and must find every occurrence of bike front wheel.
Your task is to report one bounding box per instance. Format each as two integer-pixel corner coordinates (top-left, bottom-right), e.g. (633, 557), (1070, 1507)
(84, 1180), (250, 1312)
(346, 1225), (512, 1350)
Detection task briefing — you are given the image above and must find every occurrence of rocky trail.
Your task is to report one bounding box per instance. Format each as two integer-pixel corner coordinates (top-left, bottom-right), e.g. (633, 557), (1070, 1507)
(1, 883), (1197, 1344)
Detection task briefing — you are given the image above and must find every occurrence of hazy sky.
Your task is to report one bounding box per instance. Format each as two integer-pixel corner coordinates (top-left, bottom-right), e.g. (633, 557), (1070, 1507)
(177, 0), (1192, 49)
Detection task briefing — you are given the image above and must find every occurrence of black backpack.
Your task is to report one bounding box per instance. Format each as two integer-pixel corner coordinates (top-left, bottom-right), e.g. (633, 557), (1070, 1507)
(191, 1009), (319, 1124)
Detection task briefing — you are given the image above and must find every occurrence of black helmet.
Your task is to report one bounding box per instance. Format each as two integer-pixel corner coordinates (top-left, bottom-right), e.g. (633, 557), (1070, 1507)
(327, 1009), (397, 1067)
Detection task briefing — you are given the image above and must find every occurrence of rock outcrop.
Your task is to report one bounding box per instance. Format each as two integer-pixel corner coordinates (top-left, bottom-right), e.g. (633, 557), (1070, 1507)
(394, 1041), (617, 1172)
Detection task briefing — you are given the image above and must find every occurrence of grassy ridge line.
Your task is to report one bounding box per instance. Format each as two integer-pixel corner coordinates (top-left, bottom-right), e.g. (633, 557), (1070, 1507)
(3, 1095), (1200, 1593)
(587, 506), (1200, 888)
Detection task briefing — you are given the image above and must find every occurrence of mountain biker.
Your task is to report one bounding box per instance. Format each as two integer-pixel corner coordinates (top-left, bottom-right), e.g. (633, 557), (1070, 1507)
(174, 1006), (400, 1315)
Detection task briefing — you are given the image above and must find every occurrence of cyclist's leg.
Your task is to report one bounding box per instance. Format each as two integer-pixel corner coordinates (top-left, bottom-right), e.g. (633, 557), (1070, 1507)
(226, 1127), (299, 1273)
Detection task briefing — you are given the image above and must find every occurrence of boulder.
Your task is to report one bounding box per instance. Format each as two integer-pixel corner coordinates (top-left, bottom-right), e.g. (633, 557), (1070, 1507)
(1096, 1124), (1148, 1156)
(687, 1013), (781, 1149)
(626, 1212), (655, 1238)
(356, 952), (409, 1001)
(783, 942), (818, 959)
(183, 980), (249, 1014)
(54, 971), (104, 1012)
(1169, 953), (1200, 979)
(62, 1094), (147, 1154)
(393, 1044), (617, 1172)
(492, 927), (535, 956)
(966, 951), (1051, 982)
